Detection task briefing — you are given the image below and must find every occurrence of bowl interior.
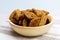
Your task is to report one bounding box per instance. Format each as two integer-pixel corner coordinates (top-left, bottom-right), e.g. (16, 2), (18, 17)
(9, 15), (53, 28)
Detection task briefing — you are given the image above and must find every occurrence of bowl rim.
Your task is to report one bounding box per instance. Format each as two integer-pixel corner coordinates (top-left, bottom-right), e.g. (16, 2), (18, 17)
(9, 15), (54, 28)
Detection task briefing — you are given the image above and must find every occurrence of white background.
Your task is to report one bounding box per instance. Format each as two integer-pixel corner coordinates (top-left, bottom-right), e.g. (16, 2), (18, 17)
(0, 0), (60, 40)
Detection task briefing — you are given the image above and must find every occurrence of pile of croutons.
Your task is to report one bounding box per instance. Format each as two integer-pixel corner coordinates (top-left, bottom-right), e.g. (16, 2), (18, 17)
(9, 8), (51, 27)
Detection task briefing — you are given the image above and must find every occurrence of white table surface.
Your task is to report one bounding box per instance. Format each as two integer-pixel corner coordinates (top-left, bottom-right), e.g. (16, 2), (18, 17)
(0, 0), (60, 40)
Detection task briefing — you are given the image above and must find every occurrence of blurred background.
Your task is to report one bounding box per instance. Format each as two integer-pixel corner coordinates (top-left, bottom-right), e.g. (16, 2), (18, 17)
(0, 0), (60, 40)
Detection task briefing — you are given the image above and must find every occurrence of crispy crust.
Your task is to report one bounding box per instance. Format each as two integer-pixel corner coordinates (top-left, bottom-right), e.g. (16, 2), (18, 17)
(9, 10), (16, 20)
(47, 15), (51, 22)
(32, 8), (42, 17)
(14, 9), (24, 20)
(32, 8), (49, 17)
(29, 17), (41, 27)
(9, 8), (50, 27)
(10, 18), (17, 24)
(39, 16), (47, 26)
(23, 19), (27, 26)
(24, 11), (37, 19)
(19, 20), (23, 26)
(41, 10), (49, 15)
